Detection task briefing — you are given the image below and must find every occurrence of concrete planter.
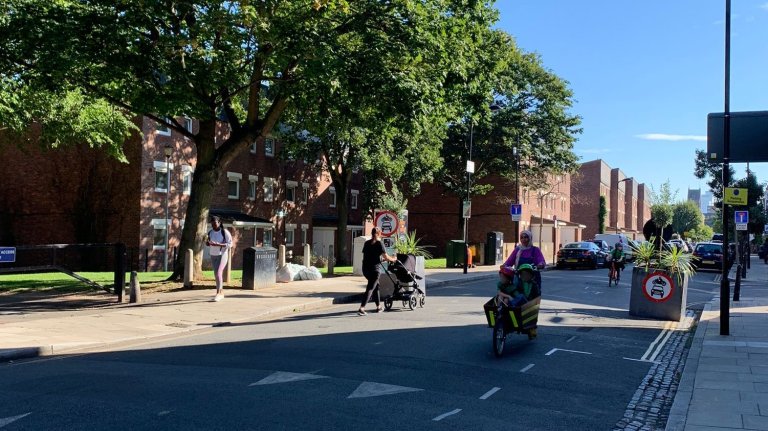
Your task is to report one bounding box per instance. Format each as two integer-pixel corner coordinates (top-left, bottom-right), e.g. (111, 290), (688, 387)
(629, 266), (687, 321)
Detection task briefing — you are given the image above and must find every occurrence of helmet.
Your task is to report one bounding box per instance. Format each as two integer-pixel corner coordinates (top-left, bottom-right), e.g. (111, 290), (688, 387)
(499, 266), (515, 278)
(517, 263), (535, 274)
(616, 242), (623, 248)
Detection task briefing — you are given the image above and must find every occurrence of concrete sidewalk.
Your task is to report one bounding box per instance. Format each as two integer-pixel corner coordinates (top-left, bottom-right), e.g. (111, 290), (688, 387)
(667, 257), (768, 431)
(0, 266), (499, 361)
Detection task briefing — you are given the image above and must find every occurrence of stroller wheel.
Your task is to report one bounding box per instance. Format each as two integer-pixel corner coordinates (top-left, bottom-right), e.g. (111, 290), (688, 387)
(409, 295), (417, 310)
(419, 296), (425, 308)
(384, 298), (393, 311)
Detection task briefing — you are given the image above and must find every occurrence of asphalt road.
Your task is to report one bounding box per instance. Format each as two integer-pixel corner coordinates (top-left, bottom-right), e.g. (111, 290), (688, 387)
(0, 265), (722, 430)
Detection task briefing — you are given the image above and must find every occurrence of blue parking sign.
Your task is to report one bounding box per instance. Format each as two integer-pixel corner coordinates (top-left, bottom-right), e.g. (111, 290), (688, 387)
(0, 247), (16, 263)
(509, 203), (522, 222)
(735, 211), (749, 224)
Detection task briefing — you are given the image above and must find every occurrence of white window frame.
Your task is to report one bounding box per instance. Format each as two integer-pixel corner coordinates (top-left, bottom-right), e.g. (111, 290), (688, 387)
(151, 219), (172, 250)
(329, 186), (336, 208)
(286, 180), (298, 203)
(263, 229), (273, 247)
(181, 165), (193, 195)
(227, 172), (242, 200)
(263, 177), (275, 202)
(285, 224), (296, 247)
(183, 117), (193, 133)
(351, 189), (359, 209)
(154, 161), (174, 193)
(264, 138), (275, 157)
(248, 175), (258, 201)
(301, 183), (309, 204)
(156, 117), (172, 136)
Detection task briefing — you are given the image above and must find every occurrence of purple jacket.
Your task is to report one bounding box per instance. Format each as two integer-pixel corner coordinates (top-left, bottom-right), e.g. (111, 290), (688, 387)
(504, 246), (546, 268)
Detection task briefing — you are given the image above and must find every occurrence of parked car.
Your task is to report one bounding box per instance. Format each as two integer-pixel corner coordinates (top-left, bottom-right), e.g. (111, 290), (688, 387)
(692, 242), (723, 270)
(591, 239), (611, 254)
(556, 242), (607, 269)
(711, 233), (723, 243)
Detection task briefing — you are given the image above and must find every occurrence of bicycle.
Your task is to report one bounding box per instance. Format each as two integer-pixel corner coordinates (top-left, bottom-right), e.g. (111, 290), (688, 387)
(607, 258), (622, 286)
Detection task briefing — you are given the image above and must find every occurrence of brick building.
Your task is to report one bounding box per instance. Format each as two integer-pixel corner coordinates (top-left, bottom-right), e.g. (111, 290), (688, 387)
(0, 116), (365, 270)
(570, 159), (649, 241)
(408, 173), (584, 264)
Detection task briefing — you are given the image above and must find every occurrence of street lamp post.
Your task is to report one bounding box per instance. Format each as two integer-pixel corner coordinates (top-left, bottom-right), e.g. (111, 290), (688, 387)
(513, 146), (520, 242)
(616, 177), (633, 234)
(163, 145), (172, 272)
(463, 123), (474, 275)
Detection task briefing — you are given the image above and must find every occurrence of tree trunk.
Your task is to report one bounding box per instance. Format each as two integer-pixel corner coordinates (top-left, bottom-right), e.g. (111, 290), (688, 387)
(331, 167), (352, 266)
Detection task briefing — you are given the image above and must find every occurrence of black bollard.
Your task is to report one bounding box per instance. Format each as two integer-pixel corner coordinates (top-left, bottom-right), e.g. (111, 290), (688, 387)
(734, 263), (741, 301)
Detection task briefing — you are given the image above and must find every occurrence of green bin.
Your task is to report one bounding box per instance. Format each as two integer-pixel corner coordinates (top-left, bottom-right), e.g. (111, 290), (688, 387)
(446, 240), (467, 268)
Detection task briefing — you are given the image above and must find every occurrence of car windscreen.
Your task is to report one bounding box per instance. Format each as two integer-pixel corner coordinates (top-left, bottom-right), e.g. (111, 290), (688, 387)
(696, 244), (722, 254)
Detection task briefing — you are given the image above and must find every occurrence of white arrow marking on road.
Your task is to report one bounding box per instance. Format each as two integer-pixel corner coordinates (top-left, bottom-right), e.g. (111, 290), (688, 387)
(479, 387), (501, 400)
(249, 371), (329, 386)
(432, 409), (462, 421)
(347, 381), (423, 399)
(545, 348), (592, 356)
(0, 413), (31, 428)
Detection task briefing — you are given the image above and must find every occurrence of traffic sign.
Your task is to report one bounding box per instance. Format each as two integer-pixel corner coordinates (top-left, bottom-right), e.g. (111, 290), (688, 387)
(509, 203), (522, 222)
(735, 210), (749, 231)
(462, 200), (471, 219)
(0, 247), (16, 263)
(374, 211), (398, 237)
(641, 271), (674, 303)
(724, 187), (748, 206)
(764, 224), (768, 234)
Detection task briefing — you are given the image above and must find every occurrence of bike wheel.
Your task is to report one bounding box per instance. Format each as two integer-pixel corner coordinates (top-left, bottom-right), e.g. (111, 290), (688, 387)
(492, 322), (506, 358)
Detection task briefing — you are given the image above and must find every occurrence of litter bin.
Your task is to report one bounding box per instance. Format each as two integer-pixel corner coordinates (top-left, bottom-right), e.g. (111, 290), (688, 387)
(446, 240), (466, 268)
(485, 231), (504, 266)
(242, 247), (277, 290)
(628, 268), (687, 321)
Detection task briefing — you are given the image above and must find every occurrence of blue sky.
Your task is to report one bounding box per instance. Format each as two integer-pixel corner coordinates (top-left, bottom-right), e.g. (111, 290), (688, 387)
(496, 0), (768, 202)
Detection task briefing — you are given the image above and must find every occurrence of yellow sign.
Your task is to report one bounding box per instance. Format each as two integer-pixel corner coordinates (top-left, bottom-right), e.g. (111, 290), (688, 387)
(724, 187), (748, 206)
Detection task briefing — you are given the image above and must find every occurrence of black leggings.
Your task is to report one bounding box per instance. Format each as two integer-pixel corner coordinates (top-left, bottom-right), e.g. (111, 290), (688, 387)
(360, 270), (380, 308)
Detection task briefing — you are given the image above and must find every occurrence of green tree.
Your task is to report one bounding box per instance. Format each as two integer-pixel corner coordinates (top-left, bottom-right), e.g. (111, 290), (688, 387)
(687, 224), (714, 243)
(651, 203), (674, 251)
(598, 196), (607, 234)
(672, 200), (704, 237)
(1, 0), (496, 277)
(651, 180), (678, 206)
(694, 149), (735, 205)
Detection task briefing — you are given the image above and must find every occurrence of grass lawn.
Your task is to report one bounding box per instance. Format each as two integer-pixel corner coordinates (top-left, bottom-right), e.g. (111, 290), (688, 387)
(0, 258), (445, 294)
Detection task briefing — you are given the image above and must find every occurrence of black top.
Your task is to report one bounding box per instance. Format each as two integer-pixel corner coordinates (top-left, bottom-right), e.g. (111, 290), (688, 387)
(362, 239), (387, 273)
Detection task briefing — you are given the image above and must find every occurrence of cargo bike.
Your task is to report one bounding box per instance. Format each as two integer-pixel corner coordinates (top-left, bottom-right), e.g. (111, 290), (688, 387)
(483, 268), (541, 357)
(378, 256), (425, 311)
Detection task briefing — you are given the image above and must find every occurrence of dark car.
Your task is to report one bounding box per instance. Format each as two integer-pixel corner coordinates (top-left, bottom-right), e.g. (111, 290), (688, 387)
(556, 242), (607, 269)
(692, 242), (723, 270)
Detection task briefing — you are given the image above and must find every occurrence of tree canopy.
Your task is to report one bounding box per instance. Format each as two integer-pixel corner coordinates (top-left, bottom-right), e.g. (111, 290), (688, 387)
(1, 0), (504, 276)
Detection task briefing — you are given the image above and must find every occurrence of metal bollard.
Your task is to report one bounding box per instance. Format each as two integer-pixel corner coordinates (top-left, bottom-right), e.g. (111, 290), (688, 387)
(129, 271), (142, 304)
(734, 264), (741, 301)
(223, 247), (232, 283)
(304, 244), (311, 267)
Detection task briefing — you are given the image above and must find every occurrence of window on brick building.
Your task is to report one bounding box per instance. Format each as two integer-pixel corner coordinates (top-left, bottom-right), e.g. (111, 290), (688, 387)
(265, 138), (274, 157)
(156, 117), (172, 136)
(248, 175), (258, 200)
(182, 165), (193, 195)
(285, 224), (296, 246)
(286, 181), (297, 203)
(151, 219), (170, 249)
(263, 229), (273, 247)
(264, 177), (275, 202)
(329, 187), (337, 208)
(302, 183), (309, 204)
(183, 117), (193, 133)
(250, 139), (257, 154)
(227, 172), (242, 199)
(154, 161), (173, 193)
(351, 190), (359, 209)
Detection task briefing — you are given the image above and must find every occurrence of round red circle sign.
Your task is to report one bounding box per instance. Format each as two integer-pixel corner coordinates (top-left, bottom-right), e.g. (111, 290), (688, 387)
(641, 271), (674, 303)
(374, 211), (398, 238)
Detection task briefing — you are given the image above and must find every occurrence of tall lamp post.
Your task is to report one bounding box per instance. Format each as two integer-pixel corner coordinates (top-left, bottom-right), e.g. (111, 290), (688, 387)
(513, 146), (520, 242)
(163, 145), (172, 272)
(616, 177), (633, 234)
(463, 123), (474, 275)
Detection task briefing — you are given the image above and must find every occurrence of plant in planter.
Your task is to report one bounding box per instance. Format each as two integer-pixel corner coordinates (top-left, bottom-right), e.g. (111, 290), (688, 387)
(393, 230), (433, 259)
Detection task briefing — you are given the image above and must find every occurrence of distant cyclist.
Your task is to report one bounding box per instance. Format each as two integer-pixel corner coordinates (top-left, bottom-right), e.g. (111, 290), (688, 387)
(609, 243), (626, 281)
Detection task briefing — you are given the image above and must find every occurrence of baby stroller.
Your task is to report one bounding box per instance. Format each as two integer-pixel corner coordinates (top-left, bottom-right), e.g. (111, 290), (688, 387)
(379, 256), (425, 311)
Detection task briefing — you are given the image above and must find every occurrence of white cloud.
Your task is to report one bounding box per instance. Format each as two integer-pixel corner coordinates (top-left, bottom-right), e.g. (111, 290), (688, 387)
(761, 3), (768, 11)
(635, 133), (707, 142)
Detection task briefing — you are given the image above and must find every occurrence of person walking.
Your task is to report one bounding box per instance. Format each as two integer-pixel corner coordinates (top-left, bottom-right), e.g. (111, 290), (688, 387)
(358, 227), (397, 316)
(206, 216), (232, 302)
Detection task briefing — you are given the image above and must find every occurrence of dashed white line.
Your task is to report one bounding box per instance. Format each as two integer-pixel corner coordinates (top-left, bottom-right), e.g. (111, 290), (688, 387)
(566, 336), (577, 343)
(432, 409), (462, 421)
(479, 387), (501, 400)
(519, 363), (536, 373)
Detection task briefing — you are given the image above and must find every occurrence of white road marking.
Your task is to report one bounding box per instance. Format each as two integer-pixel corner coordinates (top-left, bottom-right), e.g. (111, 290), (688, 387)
(623, 357), (659, 364)
(249, 371), (329, 386)
(479, 387), (501, 399)
(545, 348), (592, 356)
(649, 329), (675, 362)
(640, 322), (673, 361)
(373, 342), (384, 345)
(0, 413), (31, 428)
(157, 411), (172, 416)
(432, 409), (462, 421)
(520, 363), (536, 373)
(566, 336), (577, 343)
(347, 381), (423, 399)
